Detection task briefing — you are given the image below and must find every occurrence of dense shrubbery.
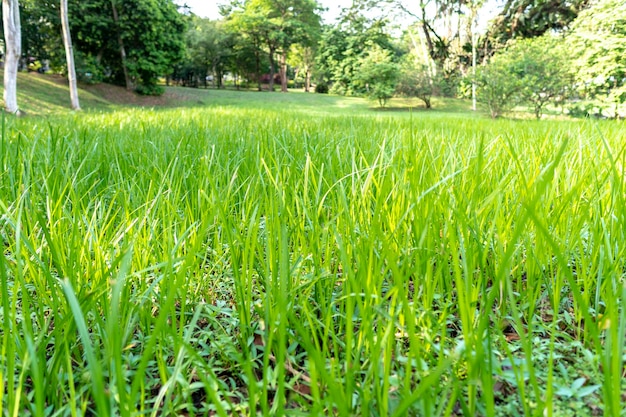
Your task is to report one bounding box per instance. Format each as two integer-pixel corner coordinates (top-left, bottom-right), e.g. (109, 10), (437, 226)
(314, 82), (329, 94)
(74, 52), (104, 85)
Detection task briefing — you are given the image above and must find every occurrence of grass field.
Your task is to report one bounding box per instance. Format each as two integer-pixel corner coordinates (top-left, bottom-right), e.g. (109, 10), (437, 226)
(1, 76), (625, 416)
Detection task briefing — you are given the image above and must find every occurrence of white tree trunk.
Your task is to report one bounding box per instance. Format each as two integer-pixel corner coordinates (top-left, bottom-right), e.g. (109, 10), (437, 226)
(60, 0), (80, 110)
(471, 8), (477, 111)
(3, 0), (21, 114)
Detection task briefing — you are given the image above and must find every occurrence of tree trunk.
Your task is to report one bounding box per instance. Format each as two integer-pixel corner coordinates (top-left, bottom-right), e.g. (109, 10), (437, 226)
(304, 67), (311, 93)
(254, 40), (262, 91)
(3, 0), (21, 114)
(268, 48), (276, 92)
(111, 0), (132, 90)
(279, 51), (288, 92)
(471, 8), (477, 111)
(61, 0), (80, 110)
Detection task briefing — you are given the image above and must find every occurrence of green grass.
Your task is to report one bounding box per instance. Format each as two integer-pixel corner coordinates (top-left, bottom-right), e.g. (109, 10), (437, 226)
(7, 72), (483, 118)
(13, 73), (114, 115)
(0, 82), (625, 416)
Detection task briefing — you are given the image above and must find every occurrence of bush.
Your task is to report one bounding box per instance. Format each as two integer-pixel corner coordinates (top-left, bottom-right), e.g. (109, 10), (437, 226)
(315, 82), (329, 94)
(475, 59), (522, 118)
(135, 83), (165, 96)
(355, 46), (399, 108)
(567, 103), (606, 118)
(396, 61), (435, 109)
(74, 52), (104, 84)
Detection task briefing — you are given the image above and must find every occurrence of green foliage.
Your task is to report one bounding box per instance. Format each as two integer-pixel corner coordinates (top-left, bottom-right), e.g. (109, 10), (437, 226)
(567, 0), (626, 118)
(134, 83), (165, 96)
(316, 17), (395, 96)
(70, 0), (185, 94)
(486, 0), (589, 47)
(225, 0), (321, 91)
(476, 36), (573, 118)
(514, 36), (574, 118)
(355, 45), (399, 107)
(122, 0), (186, 91)
(178, 17), (236, 88)
(396, 57), (435, 108)
(314, 82), (329, 93)
(20, 0), (64, 65)
(73, 51), (104, 84)
(475, 53), (523, 118)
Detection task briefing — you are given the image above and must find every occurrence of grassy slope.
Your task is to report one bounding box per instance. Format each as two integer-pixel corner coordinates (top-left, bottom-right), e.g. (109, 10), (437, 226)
(6, 72), (482, 118)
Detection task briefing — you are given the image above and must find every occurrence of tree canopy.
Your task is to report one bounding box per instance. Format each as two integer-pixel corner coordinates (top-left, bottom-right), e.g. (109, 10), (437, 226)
(225, 0), (321, 92)
(567, 0), (626, 116)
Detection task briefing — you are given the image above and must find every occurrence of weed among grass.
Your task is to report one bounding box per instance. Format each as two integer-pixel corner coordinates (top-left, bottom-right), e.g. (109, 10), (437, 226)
(0, 105), (624, 416)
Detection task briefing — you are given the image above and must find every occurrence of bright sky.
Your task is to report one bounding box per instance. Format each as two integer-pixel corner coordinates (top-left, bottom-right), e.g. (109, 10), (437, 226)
(176, 0), (500, 33)
(177, 0), (354, 22)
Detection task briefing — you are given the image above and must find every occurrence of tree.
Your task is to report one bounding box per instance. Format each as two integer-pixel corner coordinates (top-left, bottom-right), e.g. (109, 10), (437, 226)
(60, 0), (80, 110)
(20, 0), (62, 67)
(351, 0), (457, 75)
(475, 35), (573, 118)
(184, 17), (235, 88)
(316, 16), (395, 96)
(110, 0), (132, 90)
(514, 37), (573, 118)
(567, 0), (626, 118)
(227, 0), (321, 92)
(3, 0), (21, 114)
(227, 2), (277, 90)
(352, 0), (498, 99)
(487, 0), (589, 47)
(396, 59), (435, 108)
(475, 56), (521, 118)
(70, 0), (186, 95)
(355, 45), (399, 107)
(290, 44), (316, 92)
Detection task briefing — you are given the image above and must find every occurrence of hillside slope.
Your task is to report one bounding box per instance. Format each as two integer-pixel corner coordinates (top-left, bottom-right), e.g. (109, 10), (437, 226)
(4, 73), (172, 116)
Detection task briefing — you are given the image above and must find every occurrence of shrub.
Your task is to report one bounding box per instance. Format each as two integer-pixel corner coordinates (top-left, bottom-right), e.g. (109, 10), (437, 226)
(135, 83), (165, 96)
(475, 58), (522, 118)
(315, 82), (329, 94)
(74, 52), (104, 85)
(396, 61), (435, 109)
(355, 46), (399, 108)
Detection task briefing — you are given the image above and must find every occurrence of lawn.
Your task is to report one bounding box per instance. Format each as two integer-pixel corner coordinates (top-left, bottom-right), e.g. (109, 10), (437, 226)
(1, 78), (625, 416)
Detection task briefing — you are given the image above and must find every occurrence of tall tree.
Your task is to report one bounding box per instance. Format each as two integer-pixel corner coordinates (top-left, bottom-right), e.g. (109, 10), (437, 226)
(357, 0), (484, 96)
(185, 18), (236, 88)
(290, 44), (316, 92)
(70, 0), (185, 95)
(21, 0), (61, 66)
(356, 0), (463, 74)
(3, 0), (21, 114)
(355, 45), (399, 107)
(567, 0), (626, 117)
(226, 5), (266, 90)
(227, 0), (321, 92)
(60, 0), (80, 110)
(316, 16), (394, 96)
(110, 0), (132, 90)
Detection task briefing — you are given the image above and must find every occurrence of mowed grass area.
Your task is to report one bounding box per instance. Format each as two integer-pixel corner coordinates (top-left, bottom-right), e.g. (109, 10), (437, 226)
(1, 82), (626, 416)
(12, 72), (475, 118)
